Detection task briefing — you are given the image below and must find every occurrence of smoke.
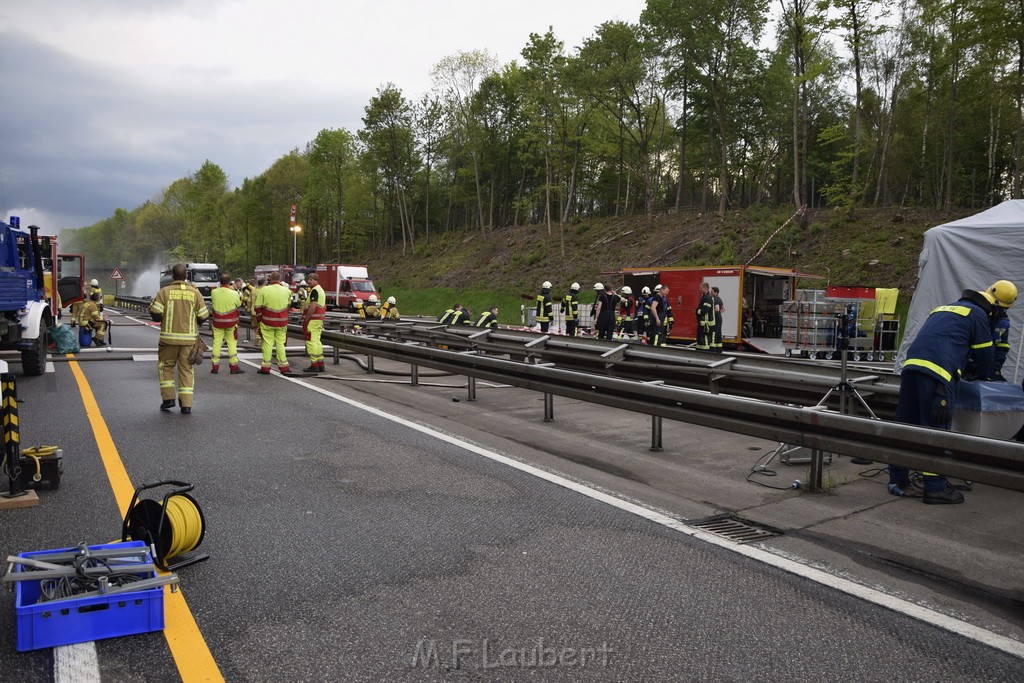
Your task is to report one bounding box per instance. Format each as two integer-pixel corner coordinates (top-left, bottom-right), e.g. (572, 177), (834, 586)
(130, 258), (165, 297)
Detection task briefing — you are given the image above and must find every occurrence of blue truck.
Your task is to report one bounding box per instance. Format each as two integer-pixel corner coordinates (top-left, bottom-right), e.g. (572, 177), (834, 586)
(0, 216), (85, 375)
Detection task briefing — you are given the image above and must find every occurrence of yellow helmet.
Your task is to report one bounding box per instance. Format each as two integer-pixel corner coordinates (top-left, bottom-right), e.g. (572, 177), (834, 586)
(982, 280), (1018, 308)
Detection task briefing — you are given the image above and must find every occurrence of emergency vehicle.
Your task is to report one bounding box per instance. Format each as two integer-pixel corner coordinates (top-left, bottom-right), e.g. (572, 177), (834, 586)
(253, 265), (315, 292)
(313, 264), (379, 311)
(620, 265), (822, 350)
(159, 263), (220, 300)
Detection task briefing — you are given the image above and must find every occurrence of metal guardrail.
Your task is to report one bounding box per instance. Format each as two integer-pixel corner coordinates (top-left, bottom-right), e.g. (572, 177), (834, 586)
(112, 296), (1024, 492)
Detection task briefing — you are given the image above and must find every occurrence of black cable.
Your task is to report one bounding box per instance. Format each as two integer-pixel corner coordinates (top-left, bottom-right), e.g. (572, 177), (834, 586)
(745, 451), (798, 490)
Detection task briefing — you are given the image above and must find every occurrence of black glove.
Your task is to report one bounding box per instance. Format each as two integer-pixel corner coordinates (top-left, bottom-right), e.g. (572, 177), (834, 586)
(930, 384), (952, 426)
(990, 370), (1007, 382)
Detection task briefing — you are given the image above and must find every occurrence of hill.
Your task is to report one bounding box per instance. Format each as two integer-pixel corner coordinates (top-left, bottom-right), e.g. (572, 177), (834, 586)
(369, 206), (970, 318)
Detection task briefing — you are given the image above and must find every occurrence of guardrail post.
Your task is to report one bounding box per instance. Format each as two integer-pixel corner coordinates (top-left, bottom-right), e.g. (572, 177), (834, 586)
(808, 449), (824, 491)
(410, 365), (419, 386)
(650, 416), (663, 452)
(543, 393), (554, 422)
(1, 373), (25, 499)
(333, 345), (339, 365)
(467, 376), (476, 402)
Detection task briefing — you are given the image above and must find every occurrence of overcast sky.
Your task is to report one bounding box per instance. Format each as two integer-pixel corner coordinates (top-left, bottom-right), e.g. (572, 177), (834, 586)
(0, 0), (647, 234)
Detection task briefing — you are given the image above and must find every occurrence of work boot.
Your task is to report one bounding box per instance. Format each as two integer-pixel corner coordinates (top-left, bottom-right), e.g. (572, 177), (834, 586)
(303, 364), (318, 373)
(210, 364), (219, 374)
(180, 406), (192, 415)
(160, 399), (176, 412)
(279, 366), (293, 376)
(229, 365), (245, 374)
(923, 489), (965, 505)
(317, 362), (326, 372)
(258, 366), (271, 374)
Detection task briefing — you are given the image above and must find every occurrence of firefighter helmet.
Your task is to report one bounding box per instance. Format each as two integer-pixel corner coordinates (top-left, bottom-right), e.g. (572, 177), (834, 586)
(593, 282), (602, 290)
(641, 286), (651, 295)
(368, 295), (379, 303)
(90, 279), (99, 287)
(570, 282), (580, 291)
(621, 286), (632, 295)
(542, 281), (552, 289)
(982, 280), (1018, 308)
(387, 296), (396, 305)
(653, 284), (662, 291)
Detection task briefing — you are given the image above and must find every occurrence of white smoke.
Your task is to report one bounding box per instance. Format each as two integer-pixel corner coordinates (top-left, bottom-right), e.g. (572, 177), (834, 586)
(129, 258), (165, 297)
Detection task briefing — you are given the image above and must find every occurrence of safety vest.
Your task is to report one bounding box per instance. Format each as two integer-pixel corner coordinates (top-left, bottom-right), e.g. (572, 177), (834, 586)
(149, 281), (209, 344)
(535, 291), (552, 322)
(210, 285), (241, 328)
(563, 294), (579, 321)
(255, 282), (291, 327)
(306, 284), (327, 320)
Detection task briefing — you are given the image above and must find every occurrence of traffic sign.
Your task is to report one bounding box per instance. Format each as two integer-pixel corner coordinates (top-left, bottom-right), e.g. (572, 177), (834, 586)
(110, 268), (124, 281)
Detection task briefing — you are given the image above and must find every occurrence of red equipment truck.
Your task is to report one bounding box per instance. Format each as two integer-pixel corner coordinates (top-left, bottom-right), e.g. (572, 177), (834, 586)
(620, 265), (822, 351)
(313, 264), (379, 311)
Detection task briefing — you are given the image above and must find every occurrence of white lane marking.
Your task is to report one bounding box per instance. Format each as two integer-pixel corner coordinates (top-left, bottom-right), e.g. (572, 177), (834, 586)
(55, 642), (101, 683)
(253, 362), (1024, 661)
(46, 361), (55, 373)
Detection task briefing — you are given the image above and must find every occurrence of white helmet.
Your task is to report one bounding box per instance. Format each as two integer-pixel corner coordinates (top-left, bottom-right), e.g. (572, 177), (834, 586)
(368, 294), (379, 303)
(90, 279), (99, 287)
(387, 296), (396, 305)
(542, 281), (552, 289)
(621, 286), (632, 295)
(653, 284), (662, 291)
(641, 286), (651, 295)
(570, 282), (580, 291)
(593, 282), (603, 290)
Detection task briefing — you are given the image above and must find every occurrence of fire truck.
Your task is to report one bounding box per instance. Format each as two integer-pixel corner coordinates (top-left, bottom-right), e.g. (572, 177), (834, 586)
(253, 265), (314, 292)
(313, 264), (378, 311)
(0, 216), (85, 375)
(620, 265), (821, 350)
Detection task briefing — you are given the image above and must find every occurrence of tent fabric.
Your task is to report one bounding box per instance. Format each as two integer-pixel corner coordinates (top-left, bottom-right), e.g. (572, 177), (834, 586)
(896, 200), (1024, 383)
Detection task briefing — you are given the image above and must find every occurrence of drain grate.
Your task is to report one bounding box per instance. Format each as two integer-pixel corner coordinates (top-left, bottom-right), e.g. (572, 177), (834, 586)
(687, 514), (779, 544)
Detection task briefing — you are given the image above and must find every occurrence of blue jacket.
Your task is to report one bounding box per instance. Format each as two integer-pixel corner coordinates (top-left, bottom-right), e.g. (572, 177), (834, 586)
(903, 290), (994, 387)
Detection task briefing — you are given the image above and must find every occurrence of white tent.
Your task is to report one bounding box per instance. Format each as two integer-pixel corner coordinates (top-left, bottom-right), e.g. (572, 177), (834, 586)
(896, 200), (1024, 383)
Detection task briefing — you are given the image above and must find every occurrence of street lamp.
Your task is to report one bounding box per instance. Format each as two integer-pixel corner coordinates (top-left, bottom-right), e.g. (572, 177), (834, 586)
(290, 224), (302, 266)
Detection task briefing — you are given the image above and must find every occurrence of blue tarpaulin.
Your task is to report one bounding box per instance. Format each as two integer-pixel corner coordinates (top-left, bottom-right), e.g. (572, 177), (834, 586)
(955, 381), (1024, 412)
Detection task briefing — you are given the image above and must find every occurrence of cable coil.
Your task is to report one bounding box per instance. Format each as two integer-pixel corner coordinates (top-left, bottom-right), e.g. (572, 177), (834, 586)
(122, 481), (208, 570)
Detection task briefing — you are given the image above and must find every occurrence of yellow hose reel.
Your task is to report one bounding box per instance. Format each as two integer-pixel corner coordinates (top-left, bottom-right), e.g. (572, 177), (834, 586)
(121, 481), (209, 571)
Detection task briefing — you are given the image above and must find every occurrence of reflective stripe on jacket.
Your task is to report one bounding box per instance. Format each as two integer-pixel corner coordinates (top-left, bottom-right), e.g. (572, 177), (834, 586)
(149, 281), (209, 344)
(255, 282), (292, 327)
(306, 285), (327, 320)
(903, 294), (994, 386)
(210, 285), (241, 328)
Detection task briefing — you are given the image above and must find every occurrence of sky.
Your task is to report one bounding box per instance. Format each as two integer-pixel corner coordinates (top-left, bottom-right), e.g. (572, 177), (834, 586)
(0, 0), (647, 233)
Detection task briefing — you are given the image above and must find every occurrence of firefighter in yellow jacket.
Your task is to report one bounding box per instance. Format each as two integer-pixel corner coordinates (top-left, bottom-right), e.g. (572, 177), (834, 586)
(381, 295), (399, 320)
(253, 271), (293, 375)
(302, 273), (327, 372)
(77, 292), (108, 345)
(210, 274), (245, 375)
(149, 263), (210, 414)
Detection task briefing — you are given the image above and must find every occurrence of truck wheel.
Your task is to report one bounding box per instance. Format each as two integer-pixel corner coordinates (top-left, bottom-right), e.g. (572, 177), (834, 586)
(21, 328), (49, 376)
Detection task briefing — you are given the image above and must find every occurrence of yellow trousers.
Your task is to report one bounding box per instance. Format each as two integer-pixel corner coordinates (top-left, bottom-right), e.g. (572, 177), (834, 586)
(212, 325), (238, 366)
(158, 343), (195, 407)
(260, 324), (289, 369)
(304, 319), (324, 363)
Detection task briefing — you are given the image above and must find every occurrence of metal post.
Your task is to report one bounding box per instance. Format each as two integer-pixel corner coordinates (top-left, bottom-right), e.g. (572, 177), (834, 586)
(366, 355), (374, 374)
(410, 364), (419, 386)
(809, 448), (824, 491)
(543, 393), (554, 422)
(333, 344), (339, 365)
(467, 376), (477, 402)
(650, 415), (663, 451)
(1, 373), (25, 498)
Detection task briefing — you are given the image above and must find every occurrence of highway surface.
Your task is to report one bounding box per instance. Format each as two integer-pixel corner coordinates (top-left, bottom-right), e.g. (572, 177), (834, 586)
(0, 308), (1020, 681)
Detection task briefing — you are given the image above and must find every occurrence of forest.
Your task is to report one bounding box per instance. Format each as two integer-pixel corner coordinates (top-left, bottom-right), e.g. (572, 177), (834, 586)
(64, 0), (1024, 280)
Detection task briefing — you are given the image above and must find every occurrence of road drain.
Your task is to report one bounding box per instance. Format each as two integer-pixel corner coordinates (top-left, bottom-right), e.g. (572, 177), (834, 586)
(687, 514), (779, 543)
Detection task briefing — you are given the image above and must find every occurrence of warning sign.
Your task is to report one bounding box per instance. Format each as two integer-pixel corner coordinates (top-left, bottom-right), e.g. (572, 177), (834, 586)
(110, 268), (124, 281)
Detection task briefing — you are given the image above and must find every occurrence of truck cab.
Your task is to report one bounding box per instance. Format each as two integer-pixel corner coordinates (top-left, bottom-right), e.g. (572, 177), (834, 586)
(160, 263), (220, 300)
(315, 264), (379, 311)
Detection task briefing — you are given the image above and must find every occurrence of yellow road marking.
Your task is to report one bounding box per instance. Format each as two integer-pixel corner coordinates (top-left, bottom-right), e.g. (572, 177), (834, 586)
(68, 360), (223, 682)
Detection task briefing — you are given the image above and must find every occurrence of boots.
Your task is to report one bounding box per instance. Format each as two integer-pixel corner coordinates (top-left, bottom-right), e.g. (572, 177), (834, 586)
(257, 366), (271, 375)
(160, 399), (176, 412)
(210, 364), (219, 374)
(279, 366), (293, 376)
(229, 365), (245, 374)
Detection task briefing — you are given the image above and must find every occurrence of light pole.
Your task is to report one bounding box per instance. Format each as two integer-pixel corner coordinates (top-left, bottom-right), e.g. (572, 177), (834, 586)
(290, 224), (302, 266)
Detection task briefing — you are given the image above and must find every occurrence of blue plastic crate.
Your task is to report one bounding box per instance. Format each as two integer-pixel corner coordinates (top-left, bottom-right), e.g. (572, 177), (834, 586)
(14, 541), (164, 651)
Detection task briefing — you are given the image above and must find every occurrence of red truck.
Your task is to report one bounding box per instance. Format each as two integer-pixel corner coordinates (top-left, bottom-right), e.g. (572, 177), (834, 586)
(620, 265), (822, 350)
(313, 264), (379, 311)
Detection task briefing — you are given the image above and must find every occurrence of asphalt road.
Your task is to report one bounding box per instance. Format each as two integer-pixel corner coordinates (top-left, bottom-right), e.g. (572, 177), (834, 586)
(0, 311), (1020, 681)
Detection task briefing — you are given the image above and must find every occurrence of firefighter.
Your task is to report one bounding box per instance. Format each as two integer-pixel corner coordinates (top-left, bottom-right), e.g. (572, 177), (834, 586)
(618, 286), (636, 338)
(695, 282), (714, 350)
(595, 283), (620, 340)
(381, 295), (399, 320)
(253, 271), (293, 375)
(889, 280), (1017, 504)
(234, 278), (253, 314)
(535, 281), (553, 333)
(78, 291), (108, 346)
(649, 286), (666, 346)
(439, 304), (463, 325)
(635, 286), (651, 342)
(476, 306), (499, 330)
(250, 277), (265, 347)
(89, 278), (104, 311)
(711, 285), (724, 352)
(292, 281), (308, 310)
(658, 284), (674, 337)
(364, 294), (381, 319)
(149, 263), (210, 414)
(210, 274), (244, 375)
(302, 272), (327, 373)
(563, 283), (581, 337)
(454, 305), (473, 324)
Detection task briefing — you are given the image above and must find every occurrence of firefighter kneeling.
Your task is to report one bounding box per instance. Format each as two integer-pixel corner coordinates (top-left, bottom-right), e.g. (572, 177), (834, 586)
(78, 292), (108, 346)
